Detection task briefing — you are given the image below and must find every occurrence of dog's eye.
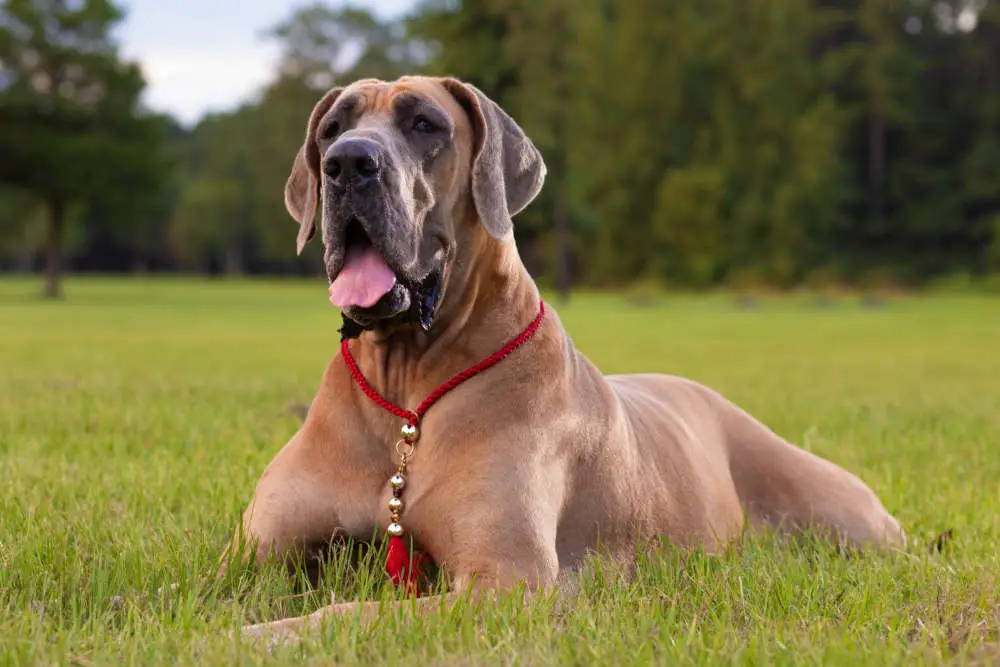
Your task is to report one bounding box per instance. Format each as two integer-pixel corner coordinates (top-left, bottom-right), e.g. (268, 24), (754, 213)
(319, 121), (340, 141)
(413, 115), (436, 134)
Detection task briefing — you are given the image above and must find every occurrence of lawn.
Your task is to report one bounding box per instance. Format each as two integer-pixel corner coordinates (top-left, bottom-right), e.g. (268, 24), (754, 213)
(1, 277), (998, 665)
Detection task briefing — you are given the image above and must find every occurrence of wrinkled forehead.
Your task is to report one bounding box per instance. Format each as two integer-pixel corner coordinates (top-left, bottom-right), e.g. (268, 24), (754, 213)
(317, 77), (471, 141)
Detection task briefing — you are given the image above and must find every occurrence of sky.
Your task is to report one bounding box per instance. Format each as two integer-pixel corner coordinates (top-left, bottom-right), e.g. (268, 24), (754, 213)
(116, 0), (417, 127)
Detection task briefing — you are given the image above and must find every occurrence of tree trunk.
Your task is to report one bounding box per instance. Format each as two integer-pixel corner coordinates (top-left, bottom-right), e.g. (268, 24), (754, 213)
(551, 22), (572, 304)
(869, 109), (885, 226)
(553, 177), (572, 303)
(16, 225), (34, 273)
(44, 199), (66, 299)
(867, 9), (886, 230)
(224, 242), (244, 277)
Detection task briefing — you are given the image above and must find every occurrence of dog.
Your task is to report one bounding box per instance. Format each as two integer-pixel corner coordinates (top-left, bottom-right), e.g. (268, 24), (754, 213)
(222, 75), (906, 641)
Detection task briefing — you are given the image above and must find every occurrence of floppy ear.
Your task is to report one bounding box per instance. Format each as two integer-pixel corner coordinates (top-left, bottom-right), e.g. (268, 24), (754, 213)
(284, 86), (343, 255)
(441, 79), (547, 240)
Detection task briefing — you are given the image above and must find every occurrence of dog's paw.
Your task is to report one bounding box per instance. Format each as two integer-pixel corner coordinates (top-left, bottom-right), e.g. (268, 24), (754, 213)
(231, 622), (284, 653)
(231, 615), (319, 651)
(231, 596), (335, 650)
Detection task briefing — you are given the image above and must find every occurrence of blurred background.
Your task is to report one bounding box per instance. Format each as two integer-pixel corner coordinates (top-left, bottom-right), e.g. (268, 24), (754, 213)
(2, 0), (999, 300)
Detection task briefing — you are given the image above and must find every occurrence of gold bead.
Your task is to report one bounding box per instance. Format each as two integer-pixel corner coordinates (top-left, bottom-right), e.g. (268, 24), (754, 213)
(400, 423), (419, 441)
(388, 496), (404, 513)
(390, 473), (406, 490)
(387, 522), (404, 537)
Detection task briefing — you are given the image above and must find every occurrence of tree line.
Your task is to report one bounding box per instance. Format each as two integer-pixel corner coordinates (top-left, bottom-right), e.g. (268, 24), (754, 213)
(2, 0), (999, 298)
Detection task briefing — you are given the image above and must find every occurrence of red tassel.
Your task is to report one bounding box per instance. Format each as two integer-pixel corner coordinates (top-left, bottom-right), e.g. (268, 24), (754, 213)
(386, 535), (410, 586)
(386, 535), (427, 595)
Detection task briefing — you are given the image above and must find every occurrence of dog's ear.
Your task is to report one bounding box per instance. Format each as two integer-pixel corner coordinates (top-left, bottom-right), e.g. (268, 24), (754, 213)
(442, 79), (547, 240)
(285, 86), (343, 255)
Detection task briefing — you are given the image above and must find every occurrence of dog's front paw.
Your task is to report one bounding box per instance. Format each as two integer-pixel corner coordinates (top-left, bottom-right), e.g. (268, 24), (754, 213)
(231, 613), (322, 651)
(231, 621), (286, 653)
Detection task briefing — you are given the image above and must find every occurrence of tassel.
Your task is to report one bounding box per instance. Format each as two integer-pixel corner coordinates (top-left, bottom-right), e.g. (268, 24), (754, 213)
(385, 535), (427, 595)
(385, 535), (410, 586)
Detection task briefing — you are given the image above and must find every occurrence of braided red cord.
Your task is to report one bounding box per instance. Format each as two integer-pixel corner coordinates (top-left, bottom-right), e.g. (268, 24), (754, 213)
(340, 299), (546, 427)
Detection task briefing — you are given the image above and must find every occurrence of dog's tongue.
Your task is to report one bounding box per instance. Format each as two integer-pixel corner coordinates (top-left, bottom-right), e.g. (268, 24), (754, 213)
(329, 242), (397, 309)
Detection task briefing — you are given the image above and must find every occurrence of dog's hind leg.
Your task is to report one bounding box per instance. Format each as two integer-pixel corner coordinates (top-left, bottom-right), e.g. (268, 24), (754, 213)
(708, 390), (907, 552)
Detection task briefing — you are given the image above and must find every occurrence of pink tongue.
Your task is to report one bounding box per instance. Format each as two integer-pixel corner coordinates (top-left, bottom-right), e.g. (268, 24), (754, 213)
(329, 243), (397, 309)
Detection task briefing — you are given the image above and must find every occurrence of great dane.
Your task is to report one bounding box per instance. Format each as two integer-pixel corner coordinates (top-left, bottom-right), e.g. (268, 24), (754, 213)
(223, 75), (906, 641)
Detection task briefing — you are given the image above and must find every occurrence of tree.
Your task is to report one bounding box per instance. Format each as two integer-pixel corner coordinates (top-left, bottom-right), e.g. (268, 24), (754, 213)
(411, 0), (603, 297)
(957, 1), (1000, 274)
(259, 5), (425, 266)
(168, 175), (245, 273)
(265, 3), (425, 89)
(242, 75), (330, 271)
(168, 5), (426, 275)
(168, 108), (257, 275)
(409, 0), (519, 103)
(499, 0), (604, 302)
(0, 0), (169, 297)
(5, 0), (993, 288)
(0, 185), (43, 271)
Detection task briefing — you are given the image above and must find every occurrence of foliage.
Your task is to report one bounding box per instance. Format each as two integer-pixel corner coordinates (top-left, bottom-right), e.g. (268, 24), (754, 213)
(3, 0), (1000, 289)
(0, 0), (171, 295)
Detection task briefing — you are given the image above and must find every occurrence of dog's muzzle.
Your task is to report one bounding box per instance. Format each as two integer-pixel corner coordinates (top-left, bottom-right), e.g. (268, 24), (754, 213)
(327, 219), (443, 340)
(321, 134), (445, 338)
(337, 271), (443, 340)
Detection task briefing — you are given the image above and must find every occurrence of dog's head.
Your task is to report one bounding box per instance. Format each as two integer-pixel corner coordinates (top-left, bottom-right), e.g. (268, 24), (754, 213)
(284, 76), (546, 332)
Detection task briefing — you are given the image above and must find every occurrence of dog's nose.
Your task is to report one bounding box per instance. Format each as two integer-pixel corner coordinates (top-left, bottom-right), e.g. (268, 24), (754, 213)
(324, 138), (381, 184)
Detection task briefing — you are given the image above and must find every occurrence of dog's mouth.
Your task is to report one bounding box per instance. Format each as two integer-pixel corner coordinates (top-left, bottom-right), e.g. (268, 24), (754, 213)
(328, 219), (398, 310)
(329, 218), (443, 336)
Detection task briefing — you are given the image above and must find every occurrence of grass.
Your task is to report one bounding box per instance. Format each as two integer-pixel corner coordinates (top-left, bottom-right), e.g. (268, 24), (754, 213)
(1, 276), (998, 665)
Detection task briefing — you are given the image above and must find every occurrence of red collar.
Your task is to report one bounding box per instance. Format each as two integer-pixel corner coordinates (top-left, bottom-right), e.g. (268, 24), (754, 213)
(340, 299), (546, 593)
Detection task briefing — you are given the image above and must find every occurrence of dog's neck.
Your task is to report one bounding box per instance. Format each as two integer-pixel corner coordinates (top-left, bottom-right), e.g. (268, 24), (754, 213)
(348, 234), (540, 409)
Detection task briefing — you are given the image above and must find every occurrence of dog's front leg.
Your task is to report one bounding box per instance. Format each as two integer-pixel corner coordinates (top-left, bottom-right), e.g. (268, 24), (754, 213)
(234, 570), (542, 648)
(237, 590), (468, 646)
(215, 429), (371, 579)
(231, 428), (564, 646)
(234, 510), (560, 646)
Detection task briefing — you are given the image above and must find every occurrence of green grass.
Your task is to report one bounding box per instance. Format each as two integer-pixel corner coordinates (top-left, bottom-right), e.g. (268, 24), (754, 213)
(1, 277), (998, 665)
